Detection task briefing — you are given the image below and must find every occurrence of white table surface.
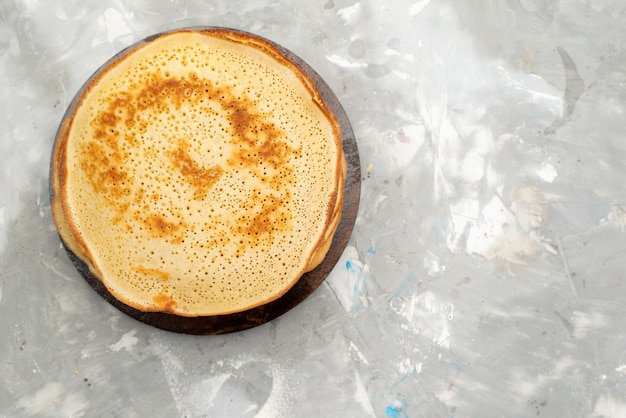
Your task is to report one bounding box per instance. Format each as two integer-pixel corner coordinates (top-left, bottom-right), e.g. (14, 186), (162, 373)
(2, 1), (626, 416)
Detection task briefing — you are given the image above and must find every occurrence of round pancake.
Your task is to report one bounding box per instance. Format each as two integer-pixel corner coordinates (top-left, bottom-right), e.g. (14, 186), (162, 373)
(51, 28), (346, 317)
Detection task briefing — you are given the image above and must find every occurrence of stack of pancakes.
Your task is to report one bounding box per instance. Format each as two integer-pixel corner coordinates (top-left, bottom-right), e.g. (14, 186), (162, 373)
(51, 28), (346, 316)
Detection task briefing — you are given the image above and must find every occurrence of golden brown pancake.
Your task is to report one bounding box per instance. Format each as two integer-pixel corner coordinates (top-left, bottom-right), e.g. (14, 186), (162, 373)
(51, 28), (346, 316)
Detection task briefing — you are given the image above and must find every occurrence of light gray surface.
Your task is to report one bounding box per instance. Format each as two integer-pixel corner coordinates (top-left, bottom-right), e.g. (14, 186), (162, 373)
(2, 0), (626, 416)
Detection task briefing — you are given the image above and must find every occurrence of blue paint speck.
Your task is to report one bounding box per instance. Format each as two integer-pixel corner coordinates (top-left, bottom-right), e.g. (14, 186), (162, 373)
(345, 259), (362, 275)
(385, 405), (401, 418)
(385, 399), (408, 418)
(390, 374), (408, 389)
(385, 403), (409, 418)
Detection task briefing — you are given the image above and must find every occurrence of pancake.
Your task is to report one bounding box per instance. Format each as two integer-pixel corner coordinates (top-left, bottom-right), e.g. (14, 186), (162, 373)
(51, 28), (346, 317)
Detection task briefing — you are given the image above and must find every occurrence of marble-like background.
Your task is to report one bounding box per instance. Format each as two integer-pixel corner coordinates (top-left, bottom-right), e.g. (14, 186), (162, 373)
(2, 0), (626, 416)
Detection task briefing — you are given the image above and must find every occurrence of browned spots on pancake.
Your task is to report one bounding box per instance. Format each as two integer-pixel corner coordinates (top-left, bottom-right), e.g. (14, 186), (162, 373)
(79, 140), (131, 225)
(100, 166), (126, 184)
(225, 98), (301, 171)
(232, 191), (294, 251)
(150, 214), (178, 233)
(132, 266), (171, 282)
(144, 213), (185, 243)
(132, 187), (146, 205)
(97, 111), (118, 127)
(152, 289), (177, 312)
(167, 138), (224, 200)
(79, 67), (299, 248)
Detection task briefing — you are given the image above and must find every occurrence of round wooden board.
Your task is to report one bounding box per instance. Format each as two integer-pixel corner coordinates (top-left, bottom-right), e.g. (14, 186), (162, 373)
(51, 27), (361, 335)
